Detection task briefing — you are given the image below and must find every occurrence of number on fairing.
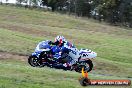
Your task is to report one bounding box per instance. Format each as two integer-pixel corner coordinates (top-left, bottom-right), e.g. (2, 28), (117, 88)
(83, 54), (89, 57)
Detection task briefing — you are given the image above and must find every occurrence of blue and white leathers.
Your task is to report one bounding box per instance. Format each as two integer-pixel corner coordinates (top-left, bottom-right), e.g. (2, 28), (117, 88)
(60, 41), (80, 62)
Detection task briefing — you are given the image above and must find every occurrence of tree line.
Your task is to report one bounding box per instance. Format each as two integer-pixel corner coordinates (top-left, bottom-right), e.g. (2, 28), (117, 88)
(1, 0), (132, 28)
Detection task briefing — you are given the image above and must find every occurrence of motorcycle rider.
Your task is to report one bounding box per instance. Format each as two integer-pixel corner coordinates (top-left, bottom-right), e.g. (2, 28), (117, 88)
(34, 36), (80, 68)
(54, 35), (80, 68)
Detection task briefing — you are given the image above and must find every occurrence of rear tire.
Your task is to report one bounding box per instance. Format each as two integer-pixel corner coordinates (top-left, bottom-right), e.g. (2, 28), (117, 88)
(28, 55), (39, 67)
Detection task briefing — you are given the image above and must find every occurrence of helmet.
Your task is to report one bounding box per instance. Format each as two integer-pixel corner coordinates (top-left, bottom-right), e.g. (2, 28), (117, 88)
(55, 36), (66, 45)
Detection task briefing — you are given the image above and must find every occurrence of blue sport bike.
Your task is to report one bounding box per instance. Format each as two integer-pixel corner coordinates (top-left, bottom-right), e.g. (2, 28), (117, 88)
(28, 41), (97, 73)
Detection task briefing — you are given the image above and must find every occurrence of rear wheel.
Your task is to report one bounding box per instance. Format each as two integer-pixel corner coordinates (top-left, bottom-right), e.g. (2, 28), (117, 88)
(28, 55), (40, 67)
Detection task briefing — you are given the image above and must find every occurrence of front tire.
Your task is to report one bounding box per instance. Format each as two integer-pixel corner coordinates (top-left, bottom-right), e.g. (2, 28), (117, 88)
(86, 60), (93, 72)
(75, 60), (93, 73)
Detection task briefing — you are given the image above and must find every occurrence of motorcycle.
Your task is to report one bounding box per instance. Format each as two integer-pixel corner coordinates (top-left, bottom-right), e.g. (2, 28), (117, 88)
(28, 42), (97, 73)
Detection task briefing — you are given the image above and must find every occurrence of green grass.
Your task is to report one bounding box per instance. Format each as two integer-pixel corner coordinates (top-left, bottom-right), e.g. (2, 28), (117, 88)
(0, 5), (132, 88)
(0, 59), (131, 88)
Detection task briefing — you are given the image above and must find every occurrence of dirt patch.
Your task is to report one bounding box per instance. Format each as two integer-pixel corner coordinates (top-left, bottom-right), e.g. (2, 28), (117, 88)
(0, 23), (57, 37)
(0, 23), (98, 45)
(0, 52), (28, 62)
(0, 23), (75, 39)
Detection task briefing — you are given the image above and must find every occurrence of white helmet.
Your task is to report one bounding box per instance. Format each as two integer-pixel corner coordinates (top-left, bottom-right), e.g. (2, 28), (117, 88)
(55, 35), (66, 45)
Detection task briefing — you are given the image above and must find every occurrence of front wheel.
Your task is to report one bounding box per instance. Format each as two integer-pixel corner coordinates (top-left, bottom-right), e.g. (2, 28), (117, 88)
(75, 60), (93, 73)
(85, 60), (93, 72)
